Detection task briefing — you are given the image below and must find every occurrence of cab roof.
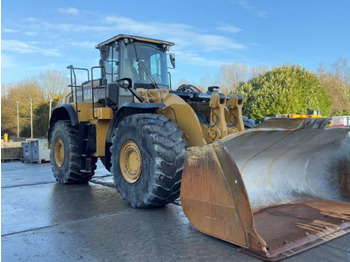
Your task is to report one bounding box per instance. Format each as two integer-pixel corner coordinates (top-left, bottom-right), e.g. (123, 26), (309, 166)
(95, 34), (174, 49)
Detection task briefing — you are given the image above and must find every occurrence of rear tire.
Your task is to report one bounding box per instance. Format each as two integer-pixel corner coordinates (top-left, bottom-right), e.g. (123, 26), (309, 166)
(110, 114), (186, 208)
(50, 120), (97, 183)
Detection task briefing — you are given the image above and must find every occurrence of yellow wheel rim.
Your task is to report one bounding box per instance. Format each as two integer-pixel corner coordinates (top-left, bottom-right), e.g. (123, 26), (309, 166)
(119, 140), (142, 183)
(54, 138), (65, 167)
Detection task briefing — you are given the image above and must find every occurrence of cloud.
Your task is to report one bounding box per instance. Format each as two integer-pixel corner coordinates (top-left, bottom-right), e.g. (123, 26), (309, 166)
(70, 41), (97, 49)
(2, 39), (60, 57)
(3, 28), (19, 33)
(176, 51), (231, 67)
(41, 22), (109, 33)
(104, 16), (245, 51)
(2, 13), (248, 72)
(24, 17), (36, 22)
(10, 14), (245, 52)
(235, 0), (268, 18)
(2, 53), (17, 68)
(217, 25), (242, 34)
(59, 8), (79, 15)
(25, 31), (37, 36)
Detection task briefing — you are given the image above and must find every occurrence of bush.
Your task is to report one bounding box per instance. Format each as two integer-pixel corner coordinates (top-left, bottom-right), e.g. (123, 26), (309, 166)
(237, 65), (331, 122)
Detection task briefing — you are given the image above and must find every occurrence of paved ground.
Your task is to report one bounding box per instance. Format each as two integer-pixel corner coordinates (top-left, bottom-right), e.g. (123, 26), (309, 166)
(2, 160), (350, 262)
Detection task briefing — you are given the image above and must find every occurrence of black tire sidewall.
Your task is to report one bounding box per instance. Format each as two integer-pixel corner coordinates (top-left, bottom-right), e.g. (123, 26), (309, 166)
(50, 121), (73, 183)
(111, 117), (156, 205)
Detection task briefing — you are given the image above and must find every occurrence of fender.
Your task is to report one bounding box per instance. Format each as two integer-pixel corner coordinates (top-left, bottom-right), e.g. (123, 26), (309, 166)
(48, 104), (78, 142)
(104, 102), (165, 171)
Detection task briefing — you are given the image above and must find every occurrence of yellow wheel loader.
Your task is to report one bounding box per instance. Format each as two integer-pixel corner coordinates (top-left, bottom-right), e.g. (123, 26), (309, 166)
(49, 35), (350, 261)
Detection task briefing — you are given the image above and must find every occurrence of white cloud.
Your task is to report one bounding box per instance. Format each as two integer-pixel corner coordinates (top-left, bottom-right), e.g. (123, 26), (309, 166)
(3, 28), (19, 33)
(59, 24), (108, 32)
(2, 14), (248, 72)
(59, 8), (79, 15)
(25, 31), (37, 36)
(2, 39), (60, 57)
(70, 41), (97, 49)
(2, 53), (17, 68)
(41, 22), (109, 33)
(235, 0), (268, 18)
(10, 14), (246, 53)
(104, 16), (245, 51)
(217, 25), (242, 34)
(176, 51), (231, 67)
(24, 17), (36, 22)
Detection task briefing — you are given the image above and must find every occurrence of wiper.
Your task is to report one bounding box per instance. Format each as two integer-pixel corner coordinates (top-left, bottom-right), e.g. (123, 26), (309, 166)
(132, 45), (160, 90)
(136, 58), (159, 90)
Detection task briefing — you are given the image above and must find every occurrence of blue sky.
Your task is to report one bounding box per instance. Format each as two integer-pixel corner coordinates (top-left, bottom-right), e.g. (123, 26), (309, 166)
(2, 0), (350, 86)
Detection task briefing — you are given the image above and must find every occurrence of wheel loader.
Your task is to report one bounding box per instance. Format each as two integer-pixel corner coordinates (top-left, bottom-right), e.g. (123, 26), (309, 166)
(49, 34), (350, 261)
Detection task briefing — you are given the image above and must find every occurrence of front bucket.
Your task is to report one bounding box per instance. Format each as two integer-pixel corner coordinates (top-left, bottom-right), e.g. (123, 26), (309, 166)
(180, 118), (350, 261)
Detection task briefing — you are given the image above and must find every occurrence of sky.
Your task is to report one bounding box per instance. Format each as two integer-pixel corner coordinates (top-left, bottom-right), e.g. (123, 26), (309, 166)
(2, 0), (350, 87)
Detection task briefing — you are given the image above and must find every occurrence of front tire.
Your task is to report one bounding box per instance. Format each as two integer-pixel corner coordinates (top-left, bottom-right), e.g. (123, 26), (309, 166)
(110, 114), (186, 208)
(50, 120), (96, 183)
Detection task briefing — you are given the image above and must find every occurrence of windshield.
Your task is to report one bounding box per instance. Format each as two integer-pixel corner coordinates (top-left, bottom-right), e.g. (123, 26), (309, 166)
(120, 42), (169, 89)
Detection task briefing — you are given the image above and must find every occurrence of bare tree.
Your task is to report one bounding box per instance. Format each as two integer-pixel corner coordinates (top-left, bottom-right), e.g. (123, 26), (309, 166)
(330, 58), (350, 86)
(39, 70), (69, 99)
(317, 61), (350, 115)
(214, 63), (270, 94)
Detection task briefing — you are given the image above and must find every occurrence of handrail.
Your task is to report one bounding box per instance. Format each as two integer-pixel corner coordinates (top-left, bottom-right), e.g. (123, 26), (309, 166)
(67, 66), (90, 116)
(67, 65), (106, 121)
(91, 66), (106, 119)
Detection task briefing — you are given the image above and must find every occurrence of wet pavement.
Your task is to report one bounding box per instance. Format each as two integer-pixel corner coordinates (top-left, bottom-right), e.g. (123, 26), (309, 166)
(2, 160), (350, 261)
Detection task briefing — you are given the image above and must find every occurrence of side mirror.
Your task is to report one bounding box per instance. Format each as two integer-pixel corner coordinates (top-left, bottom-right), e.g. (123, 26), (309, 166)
(169, 53), (175, 69)
(118, 78), (132, 89)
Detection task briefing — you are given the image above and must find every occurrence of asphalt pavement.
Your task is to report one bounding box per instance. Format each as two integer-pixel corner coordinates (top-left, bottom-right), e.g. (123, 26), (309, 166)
(2, 160), (350, 261)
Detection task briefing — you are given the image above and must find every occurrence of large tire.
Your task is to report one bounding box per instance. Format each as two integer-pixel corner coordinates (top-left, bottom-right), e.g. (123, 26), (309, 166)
(50, 120), (97, 183)
(110, 114), (186, 208)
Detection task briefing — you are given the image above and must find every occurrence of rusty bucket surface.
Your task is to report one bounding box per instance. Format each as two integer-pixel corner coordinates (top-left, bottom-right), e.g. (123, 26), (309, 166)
(181, 118), (350, 261)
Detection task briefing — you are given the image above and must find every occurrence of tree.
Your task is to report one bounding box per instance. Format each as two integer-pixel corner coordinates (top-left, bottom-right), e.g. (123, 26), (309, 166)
(215, 63), (248, 93)
(317, 59), (350, 115)
(1, 79), (46, 137)
(33, 98), (60, 137)
(39, 70), (69, 99)
(331, 58), (350, 85)
(2, 71), (68, 138)
(237, 65), (331, 122)
(213, 63), (271, 94)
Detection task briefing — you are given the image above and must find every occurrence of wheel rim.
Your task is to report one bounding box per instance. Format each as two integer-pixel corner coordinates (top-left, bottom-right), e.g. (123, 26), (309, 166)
(54, 138), (65, 167)
(119, 140), (142, 183)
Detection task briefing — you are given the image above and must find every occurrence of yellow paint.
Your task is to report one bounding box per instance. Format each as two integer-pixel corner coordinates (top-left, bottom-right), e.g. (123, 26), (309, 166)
(70, 103), (113, 157)
(138, 89), (246, 146)
(119, 140), (142, 183)
(93, 107), (114, 119)
(152, 91), (207, 147)
(226, 94), (244, 132)
(209, 92), (228, 139)
(54, 138), (65, 167)
(92, 119), (110, 157)
(308, 114), (322, 118)
(67, 90), (246, 155)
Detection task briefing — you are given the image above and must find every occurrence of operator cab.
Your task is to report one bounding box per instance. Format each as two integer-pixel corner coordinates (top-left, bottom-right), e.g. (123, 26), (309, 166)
(97, 34), (174, 90)
(66, 35), (175, 108)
